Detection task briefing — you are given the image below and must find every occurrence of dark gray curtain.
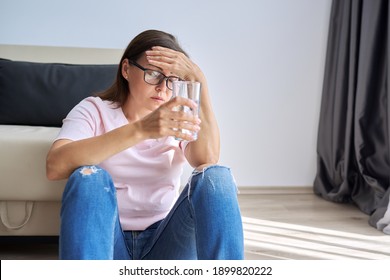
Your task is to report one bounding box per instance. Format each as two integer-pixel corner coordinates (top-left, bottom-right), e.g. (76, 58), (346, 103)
(314, 0), (390, 234)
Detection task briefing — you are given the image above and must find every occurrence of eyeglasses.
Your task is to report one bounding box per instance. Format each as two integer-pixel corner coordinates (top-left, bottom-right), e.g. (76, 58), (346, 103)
(129, 60), (180, 90)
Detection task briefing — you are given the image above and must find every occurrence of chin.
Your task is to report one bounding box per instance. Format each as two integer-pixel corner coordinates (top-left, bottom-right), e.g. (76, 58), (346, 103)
(148, 104), (161, 112)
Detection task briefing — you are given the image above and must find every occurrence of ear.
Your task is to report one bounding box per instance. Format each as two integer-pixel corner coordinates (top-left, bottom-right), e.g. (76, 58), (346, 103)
(121, 59), (129, 80)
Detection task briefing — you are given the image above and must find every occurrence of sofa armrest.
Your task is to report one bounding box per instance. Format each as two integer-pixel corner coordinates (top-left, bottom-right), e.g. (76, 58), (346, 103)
(0, 125), (66, 201)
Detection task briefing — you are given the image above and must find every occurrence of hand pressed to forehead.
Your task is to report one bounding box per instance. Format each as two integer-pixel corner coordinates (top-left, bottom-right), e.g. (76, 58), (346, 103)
(145, 46), (198, 82)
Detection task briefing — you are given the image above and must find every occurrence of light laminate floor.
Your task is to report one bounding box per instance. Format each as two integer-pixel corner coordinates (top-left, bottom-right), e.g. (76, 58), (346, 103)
(1, 187), (389, 260)
(240, 187), (390, 260)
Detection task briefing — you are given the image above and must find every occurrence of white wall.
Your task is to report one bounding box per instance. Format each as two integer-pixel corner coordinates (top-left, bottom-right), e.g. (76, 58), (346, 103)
(0, 0), (332, 187)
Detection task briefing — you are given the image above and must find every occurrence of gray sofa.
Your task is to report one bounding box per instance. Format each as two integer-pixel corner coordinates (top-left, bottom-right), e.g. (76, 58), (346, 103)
(0, 57), (116, 236)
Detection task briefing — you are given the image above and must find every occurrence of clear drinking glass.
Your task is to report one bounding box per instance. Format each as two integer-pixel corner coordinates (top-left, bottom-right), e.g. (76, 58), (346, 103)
(172, 80), (201, 141)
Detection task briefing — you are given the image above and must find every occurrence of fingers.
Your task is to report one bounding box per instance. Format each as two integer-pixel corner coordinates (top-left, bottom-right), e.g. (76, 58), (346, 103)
(155, 111), (200, 141)
(145, 47), (180, 66)
(170, 110), (201, 126)
(163, 97), (201, 127)
(145, 46), (193, 79)
(169, 118), (201, 134)
(173, 129), (199, 142)
(168, 114), (201, 141)
(167, 109), (201, 141)
(139, 97), (200, 141)
(162, 102), (201, 127)
(165, 101), (201, 140)
(146, 46), (181, 60)
(165, 96), (198, 111)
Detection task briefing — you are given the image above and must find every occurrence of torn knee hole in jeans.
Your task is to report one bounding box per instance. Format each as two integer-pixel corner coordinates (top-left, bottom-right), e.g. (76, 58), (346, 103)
(195, 163), (214, 172)
(79, 166), (99, 176)
(187, 164), (217, 198)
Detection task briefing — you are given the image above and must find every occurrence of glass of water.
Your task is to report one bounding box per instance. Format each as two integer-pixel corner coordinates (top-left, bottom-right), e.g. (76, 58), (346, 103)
(171, 80), (201, 141)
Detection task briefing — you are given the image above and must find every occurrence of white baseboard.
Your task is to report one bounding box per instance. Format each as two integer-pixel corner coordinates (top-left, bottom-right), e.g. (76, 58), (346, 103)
(238, 186), (313, 195)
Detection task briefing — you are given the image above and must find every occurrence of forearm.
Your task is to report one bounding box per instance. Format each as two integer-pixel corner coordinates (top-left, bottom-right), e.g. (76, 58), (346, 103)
(46, 123), (143, 180)
(185, 80), (220, 167)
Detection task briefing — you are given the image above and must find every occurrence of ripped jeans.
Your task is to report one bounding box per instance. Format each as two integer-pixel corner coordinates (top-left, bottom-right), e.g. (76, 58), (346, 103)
(59, 165), (244, 260)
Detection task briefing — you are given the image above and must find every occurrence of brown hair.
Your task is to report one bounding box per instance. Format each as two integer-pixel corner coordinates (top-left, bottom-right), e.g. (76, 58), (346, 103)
(98, 30), (188, 106)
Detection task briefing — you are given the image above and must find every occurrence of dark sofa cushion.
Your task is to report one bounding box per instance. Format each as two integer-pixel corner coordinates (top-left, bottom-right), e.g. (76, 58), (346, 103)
(0, 58), (117, 127)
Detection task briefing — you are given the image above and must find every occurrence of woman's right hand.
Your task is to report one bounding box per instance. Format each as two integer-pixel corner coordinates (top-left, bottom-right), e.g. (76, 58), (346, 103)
(47, 97), (200, 180)
(136, 96), (201, 141)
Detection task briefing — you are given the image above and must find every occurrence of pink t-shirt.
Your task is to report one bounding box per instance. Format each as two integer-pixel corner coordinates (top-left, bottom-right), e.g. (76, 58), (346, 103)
(55, 96), (187, 230)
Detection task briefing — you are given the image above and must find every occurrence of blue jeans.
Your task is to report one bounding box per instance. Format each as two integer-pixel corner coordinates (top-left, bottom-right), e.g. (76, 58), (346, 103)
(59, 165), (244, 260)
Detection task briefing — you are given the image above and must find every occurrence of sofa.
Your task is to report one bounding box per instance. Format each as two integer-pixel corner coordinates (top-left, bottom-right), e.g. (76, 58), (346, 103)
(0, 50), (118, 237)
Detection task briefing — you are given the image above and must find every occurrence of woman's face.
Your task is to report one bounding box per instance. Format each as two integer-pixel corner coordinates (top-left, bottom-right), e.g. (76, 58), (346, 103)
(124, 54), (173, 114)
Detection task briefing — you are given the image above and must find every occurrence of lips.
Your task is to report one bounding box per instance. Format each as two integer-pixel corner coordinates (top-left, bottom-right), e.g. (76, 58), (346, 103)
(151, 96), (165, 102)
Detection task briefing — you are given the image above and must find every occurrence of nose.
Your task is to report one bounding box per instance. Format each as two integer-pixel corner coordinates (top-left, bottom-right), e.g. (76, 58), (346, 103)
(155, 78), (169, 92)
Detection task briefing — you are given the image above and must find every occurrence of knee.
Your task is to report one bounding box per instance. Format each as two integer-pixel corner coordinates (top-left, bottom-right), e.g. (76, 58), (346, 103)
(197, 165), (234, 181)
(78, 166), (100, 176)
(195, 163), (215, 172)
(61, 166), (117, 217)
(191, 165), (238, 196)
(69, 165), (110, 181)
(65, 165), (115, 196)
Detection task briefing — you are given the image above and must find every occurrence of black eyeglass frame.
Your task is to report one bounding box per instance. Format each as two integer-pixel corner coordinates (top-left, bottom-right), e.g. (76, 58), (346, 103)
(129, 60), (181, 90)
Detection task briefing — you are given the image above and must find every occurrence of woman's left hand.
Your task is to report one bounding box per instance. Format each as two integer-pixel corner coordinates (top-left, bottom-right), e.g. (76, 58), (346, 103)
(145, 46), (204, 82)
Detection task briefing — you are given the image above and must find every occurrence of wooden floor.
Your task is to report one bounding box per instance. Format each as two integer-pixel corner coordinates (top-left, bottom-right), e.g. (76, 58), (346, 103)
(1, 187), (390, 260)
(240, 187), (390, 260)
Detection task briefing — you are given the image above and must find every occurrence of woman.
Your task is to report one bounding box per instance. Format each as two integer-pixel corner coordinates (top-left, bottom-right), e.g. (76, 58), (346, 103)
(46, 30), (244, 260)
